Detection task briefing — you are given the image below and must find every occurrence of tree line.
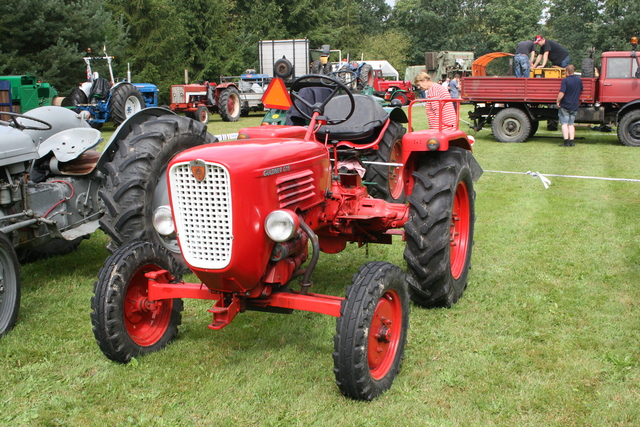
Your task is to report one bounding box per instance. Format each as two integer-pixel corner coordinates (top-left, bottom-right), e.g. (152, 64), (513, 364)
(0, 0), (638, 103)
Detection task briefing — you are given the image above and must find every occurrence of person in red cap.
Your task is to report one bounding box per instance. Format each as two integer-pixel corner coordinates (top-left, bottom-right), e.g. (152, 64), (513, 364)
(532, 35), (570, 68)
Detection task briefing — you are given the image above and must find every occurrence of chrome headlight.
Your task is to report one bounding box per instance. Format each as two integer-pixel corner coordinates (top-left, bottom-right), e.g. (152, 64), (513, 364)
(265, 210), (299, 242)
(152, 205), (175, 236)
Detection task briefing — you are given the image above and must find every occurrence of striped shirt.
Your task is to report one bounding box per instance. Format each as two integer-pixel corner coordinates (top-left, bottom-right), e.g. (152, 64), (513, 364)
(426, 83), (456, 129)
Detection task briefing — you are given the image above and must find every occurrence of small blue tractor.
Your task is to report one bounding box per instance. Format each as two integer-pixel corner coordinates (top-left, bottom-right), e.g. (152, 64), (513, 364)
(65, 48), (158, 128)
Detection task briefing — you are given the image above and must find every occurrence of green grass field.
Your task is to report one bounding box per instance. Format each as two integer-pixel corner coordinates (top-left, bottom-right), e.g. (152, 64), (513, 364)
(1, 107), (639, 426)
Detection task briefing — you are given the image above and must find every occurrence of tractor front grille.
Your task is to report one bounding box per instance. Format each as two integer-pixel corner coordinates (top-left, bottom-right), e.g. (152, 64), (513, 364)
(169, 162), (233, 269)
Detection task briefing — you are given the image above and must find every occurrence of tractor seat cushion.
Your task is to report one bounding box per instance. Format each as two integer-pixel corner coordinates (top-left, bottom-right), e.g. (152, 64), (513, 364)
(317, 94), (389, 141)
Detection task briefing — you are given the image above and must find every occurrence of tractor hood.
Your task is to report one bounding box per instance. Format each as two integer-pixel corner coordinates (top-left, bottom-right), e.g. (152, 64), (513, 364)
(167, 138), (331, 292)
(0, 126), (38, 167)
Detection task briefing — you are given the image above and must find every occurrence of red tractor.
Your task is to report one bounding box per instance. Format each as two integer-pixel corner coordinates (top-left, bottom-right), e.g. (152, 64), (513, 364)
(371, 69), (417, 106)
(90, 75), (482, 400)
(169, 81), (241, 123)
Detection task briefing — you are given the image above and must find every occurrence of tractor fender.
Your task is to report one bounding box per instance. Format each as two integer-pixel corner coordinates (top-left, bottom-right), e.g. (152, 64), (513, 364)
(96, 107), (177, 173)
(616, 99), (640, 124)
(383, 106), (408, 123)
(216, 82), (240, 92)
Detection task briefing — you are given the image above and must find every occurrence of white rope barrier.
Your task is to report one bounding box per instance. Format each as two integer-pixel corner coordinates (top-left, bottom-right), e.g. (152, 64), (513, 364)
(484, 170), (640, 189)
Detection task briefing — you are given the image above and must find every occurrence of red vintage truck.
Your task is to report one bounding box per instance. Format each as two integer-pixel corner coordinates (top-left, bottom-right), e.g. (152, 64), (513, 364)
(461, 38), (640, 146)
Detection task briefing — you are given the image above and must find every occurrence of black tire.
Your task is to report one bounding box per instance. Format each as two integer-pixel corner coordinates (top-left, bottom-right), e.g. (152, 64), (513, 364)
(98, 114), (216, 263)
(311, 60), (324, 74)
(581, 58), (595, 78)
(528, 119), (539, 139)
(110, 83), (146, 127)
(91, 241), (183, 363)
(547, 119), (558, 131)
(404, 148), (476, 308)
(195, 105), (210, 124)
(333, 261), (410, 400)
(274, 58), (293, 79)
(363, 121), (407, 203)
(617, 110), (640, 147)
(358, 64), (374, 89)
(16, 237), (85, 264)
(0, 233), (20, 338)
(68, 87), (87, 106)
(218, 88), (240, 122)
(492, 108), (531, 142)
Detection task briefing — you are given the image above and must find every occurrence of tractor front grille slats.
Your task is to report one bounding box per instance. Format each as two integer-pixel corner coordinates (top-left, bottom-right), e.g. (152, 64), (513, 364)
(170, 162), (233, 269)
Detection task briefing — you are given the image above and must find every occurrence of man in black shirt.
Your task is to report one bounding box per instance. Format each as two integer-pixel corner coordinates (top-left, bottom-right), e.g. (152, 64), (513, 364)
(532, 35), (570, 68)
(514, 40), (536, 77)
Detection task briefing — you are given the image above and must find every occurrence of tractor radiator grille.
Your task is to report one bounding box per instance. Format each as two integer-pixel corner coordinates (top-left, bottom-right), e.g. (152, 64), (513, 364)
(169, 162), (233, 269)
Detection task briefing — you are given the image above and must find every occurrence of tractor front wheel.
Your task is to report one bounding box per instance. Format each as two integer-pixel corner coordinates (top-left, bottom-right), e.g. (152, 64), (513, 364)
(0, 233), (20, 338)
(404, 148), (476, 308)
(196, 106), (210, 124)
(333, 261), (409, 400)
(90, 241), (183, 363)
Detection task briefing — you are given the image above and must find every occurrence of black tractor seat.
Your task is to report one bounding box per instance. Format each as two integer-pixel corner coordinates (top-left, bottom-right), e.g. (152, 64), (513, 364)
(317, 94), (389, 142)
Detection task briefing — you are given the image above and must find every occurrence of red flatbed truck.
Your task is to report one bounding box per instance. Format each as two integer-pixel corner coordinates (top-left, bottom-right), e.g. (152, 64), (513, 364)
(461, 38), (640, 146)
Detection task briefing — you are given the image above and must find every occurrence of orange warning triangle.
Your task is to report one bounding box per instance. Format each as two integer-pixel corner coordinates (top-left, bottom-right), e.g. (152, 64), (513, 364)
(262, 78), (292, 110)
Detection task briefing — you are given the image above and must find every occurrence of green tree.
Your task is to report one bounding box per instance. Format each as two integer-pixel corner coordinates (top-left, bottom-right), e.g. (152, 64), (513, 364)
(0, 0), (114, 94)
(545, 0), (601, 66)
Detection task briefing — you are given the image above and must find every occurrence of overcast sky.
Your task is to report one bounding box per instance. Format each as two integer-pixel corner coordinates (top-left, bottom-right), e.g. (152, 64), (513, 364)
(386, 0), (395, 6)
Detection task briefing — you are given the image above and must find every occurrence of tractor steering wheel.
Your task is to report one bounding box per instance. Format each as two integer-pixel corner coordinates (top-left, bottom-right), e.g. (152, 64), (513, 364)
(0, 111), (53, 131)
(289, 74), (356, 125)
(329, 69), (358, 88)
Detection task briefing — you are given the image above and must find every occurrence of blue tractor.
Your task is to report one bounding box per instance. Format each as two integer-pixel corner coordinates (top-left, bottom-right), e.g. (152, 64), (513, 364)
(65, 49), (158, 128)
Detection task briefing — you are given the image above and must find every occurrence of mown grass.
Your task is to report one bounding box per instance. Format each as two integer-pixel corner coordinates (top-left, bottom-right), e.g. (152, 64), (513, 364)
(1, 106), (639, 426)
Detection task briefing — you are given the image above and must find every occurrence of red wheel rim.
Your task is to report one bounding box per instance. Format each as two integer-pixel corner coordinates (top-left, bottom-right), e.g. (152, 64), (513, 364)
(450, 181), (471, 279)
(388, 139), (405, 200)
(198, 109), (208, 122)
(395, 93), (408, 105)
(368, 289), (403, 380)
(124, 264), (173, 346)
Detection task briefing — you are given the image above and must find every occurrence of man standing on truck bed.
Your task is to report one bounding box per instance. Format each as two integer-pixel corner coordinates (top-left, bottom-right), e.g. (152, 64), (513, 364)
(533, 35), (570, 68)
(556, 64), (583, 147)
(514, 39), (537, 77)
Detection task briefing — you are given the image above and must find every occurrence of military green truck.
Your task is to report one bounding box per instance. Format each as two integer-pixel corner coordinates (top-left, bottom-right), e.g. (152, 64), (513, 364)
(0, 75), (61, 113)
(425, 51), (474, 81)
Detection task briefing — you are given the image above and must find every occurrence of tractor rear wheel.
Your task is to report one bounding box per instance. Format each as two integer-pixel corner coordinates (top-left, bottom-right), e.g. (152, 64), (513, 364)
(91, 241), (183, 363)
(391, 92), (409, 106)
(358, 64), (374, 89)
(404, 148), (476, 308)
(110, 83), (145, 127)
(195, 105), (210, 124)
(333, 261), (409, 400)
(68, 87), (88, 107)
(492, 108), (531, 142)
(0, 233), (20, 338)
(218, 88), (240, 122)
(363, 121), (407, 203)
(617, 110), (640, 147)
(99, 114), (216, 267)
